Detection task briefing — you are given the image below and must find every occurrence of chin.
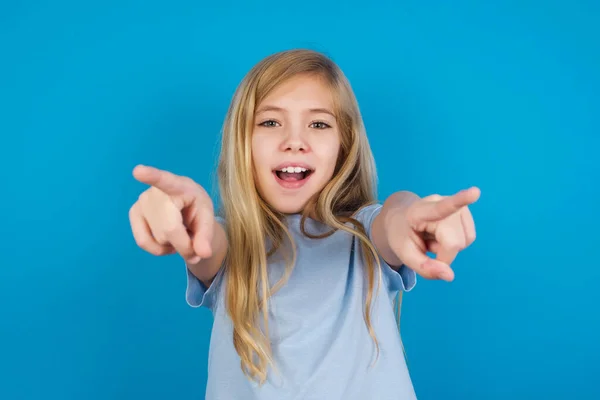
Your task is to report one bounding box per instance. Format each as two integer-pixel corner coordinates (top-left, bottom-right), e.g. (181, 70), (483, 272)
(270, 201), (306, 215)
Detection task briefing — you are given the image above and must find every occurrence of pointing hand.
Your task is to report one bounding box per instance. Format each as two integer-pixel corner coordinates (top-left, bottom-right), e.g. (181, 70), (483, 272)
(128, 165), (215, 264)
(390, 187), (480, 281)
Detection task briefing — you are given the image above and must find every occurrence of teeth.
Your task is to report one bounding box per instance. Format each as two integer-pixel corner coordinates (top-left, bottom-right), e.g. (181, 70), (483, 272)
(281, 166), (308, 173)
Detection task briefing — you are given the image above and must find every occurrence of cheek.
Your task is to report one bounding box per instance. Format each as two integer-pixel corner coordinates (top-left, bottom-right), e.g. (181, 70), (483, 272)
(251, 134), (264, 166)
(325, 134), (342, 170)
(251, 134), (270, 184)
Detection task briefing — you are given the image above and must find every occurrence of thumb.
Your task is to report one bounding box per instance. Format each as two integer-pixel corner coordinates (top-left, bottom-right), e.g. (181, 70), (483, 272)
(399, 241), (455, 282)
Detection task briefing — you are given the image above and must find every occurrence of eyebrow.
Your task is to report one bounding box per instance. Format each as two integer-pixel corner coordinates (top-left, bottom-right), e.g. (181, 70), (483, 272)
(255, 105), (335, 117)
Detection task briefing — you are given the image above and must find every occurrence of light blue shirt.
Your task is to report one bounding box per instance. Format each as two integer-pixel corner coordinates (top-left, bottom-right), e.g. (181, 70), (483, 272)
(185, 204), (418, 399)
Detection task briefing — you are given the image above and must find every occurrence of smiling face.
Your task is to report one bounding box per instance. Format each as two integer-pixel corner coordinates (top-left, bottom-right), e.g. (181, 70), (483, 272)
(251, 74), (341, 214)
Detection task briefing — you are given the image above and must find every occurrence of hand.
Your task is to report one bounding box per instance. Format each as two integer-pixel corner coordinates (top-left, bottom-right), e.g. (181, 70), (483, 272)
(128, 165), (215, 264)
(391, 187), (480, 281)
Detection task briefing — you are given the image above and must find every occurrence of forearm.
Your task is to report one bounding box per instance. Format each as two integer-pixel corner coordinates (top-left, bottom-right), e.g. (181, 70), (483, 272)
(187, 221), (228, 287)
(372, 191), (421, 268)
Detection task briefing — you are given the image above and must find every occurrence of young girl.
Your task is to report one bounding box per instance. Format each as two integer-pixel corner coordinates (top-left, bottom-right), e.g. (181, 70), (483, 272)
(128, 49), (479, 399)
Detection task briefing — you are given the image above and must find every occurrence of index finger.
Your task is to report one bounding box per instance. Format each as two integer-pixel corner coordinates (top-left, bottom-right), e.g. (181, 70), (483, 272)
(412, 186), (480, 223)
(133, 164), (189, 194)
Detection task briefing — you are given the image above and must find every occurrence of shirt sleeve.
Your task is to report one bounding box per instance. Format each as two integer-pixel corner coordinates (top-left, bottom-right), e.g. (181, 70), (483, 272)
(355, 203), (417, 294)
(184, 216), (226, 311)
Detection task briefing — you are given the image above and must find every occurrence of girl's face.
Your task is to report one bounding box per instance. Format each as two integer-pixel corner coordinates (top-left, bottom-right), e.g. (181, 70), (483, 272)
(252, 74), (341, 214)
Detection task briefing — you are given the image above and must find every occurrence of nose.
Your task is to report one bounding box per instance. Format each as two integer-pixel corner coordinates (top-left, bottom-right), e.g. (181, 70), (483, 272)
(281, 127), (310, 153)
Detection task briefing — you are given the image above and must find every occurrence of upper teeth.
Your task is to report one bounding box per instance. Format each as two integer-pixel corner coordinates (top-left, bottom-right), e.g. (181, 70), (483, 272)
(280, 166), (307, 173)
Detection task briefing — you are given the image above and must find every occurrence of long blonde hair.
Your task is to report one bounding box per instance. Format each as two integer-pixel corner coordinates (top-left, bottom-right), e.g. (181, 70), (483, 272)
(216, 49), (401, 383)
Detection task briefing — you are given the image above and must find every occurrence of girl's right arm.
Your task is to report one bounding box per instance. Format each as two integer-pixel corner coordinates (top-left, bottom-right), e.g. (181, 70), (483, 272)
(128, 165), (228, 287)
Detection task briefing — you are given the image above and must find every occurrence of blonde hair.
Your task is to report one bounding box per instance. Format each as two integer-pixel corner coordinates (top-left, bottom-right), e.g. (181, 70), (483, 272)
(216, 49), (402, 383)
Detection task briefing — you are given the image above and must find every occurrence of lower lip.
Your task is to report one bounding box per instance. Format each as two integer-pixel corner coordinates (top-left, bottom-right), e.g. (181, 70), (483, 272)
(273, 171), (313, 189)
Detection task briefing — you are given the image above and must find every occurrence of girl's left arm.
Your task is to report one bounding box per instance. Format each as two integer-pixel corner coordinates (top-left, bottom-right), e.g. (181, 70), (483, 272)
(371, 187), (480, 282)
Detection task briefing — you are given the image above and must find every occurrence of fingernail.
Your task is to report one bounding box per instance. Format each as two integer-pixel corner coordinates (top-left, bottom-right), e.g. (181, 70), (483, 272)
(188, 256), (201, 264)
(440, 270), (454, 281)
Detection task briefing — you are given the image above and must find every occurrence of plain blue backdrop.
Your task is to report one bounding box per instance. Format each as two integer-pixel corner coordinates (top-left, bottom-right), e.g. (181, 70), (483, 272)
(1, 1), (599, 399)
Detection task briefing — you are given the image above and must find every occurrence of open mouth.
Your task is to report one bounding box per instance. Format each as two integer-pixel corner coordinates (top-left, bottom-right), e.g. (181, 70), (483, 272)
(274, 168), (314, 182)
(273, 166), (314, 188)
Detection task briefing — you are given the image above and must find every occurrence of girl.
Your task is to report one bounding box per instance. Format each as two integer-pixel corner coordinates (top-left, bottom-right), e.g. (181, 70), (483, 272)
(128, 49), (479, 399)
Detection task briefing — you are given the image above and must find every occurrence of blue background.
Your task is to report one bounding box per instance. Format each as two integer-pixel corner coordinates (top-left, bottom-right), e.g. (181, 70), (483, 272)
(1, 1), (598, 399)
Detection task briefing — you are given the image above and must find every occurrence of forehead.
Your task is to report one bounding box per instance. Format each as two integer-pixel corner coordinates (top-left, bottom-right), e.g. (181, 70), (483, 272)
(257, 74), (334, 111)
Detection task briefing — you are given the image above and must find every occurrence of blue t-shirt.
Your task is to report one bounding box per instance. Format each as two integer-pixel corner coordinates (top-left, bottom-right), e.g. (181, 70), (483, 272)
(185, 204), (418, 399)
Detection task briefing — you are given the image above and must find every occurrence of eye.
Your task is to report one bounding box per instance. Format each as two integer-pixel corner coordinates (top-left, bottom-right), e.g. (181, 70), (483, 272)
(258, 120), (280, 128)
(310, 121), (331, 129)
